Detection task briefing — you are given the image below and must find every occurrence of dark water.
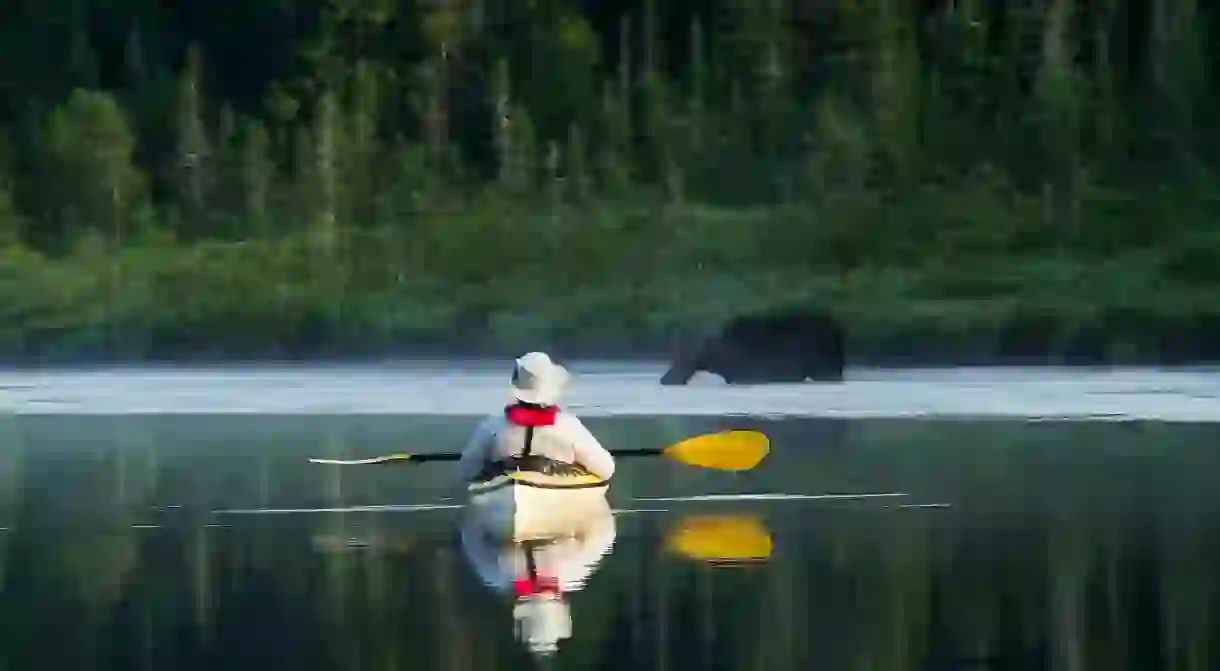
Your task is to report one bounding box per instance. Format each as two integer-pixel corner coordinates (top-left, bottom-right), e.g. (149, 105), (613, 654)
(0, 414), (1218, 670)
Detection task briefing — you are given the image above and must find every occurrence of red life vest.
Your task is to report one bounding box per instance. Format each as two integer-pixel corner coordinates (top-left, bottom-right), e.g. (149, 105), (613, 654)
(504, 403), (558, 427)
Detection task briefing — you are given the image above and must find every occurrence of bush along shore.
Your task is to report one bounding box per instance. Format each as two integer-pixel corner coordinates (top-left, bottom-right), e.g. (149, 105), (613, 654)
(1, 2), (1219, 367)
(3, 194), (1220, 368)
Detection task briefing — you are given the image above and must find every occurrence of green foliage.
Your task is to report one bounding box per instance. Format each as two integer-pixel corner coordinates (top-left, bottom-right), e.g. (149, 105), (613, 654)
(35, 89), (145, 251)
(0, 136), (23, 249)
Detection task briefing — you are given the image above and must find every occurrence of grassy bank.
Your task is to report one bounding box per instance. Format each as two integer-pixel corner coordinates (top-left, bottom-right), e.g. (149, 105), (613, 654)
(4, 190), (1220, 368)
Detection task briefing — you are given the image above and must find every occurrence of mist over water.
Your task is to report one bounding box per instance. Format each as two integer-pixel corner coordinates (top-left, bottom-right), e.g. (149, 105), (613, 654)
(3, 363), (1220, 420)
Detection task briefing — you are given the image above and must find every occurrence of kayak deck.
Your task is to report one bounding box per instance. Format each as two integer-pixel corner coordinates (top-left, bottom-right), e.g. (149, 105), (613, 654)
(467, 469), (610, 495)
(465, 470), (611, 542)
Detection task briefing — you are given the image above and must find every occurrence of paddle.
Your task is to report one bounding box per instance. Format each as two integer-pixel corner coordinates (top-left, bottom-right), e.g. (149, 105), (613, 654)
(308, 429), (770, 472)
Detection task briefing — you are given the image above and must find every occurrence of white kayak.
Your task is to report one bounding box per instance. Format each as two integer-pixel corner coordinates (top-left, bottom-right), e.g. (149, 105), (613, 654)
(464, 469), (611, 543)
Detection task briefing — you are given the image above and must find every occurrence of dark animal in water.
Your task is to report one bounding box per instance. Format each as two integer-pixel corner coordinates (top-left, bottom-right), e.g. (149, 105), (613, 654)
(660, 310), (846, 385)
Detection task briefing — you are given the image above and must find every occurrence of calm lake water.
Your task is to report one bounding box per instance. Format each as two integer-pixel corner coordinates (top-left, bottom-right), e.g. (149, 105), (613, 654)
(1, 413), (1218, 670)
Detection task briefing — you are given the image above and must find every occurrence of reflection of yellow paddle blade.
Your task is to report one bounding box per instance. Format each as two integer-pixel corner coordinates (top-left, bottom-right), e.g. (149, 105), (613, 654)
(662, 430), (770, 471)
(664, 514), (773, 565)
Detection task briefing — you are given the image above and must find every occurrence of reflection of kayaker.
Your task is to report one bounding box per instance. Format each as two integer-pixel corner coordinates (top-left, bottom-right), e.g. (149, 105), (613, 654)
(460, 498), (617, 657)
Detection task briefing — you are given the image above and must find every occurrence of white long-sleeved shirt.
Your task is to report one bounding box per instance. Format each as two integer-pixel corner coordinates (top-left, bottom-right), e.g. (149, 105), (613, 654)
(457, 409), (617, 482)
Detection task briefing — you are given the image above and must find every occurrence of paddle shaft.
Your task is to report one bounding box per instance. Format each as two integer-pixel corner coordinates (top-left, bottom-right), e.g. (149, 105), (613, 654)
(376, 447), (664, 464)
(309, 429), (768, 470)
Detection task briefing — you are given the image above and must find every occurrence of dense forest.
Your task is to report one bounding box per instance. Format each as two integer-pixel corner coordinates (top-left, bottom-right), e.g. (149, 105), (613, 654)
(1, 0), (1219, 362)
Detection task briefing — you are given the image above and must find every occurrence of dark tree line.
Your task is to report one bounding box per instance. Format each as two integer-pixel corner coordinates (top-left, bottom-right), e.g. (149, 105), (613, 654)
(0, 0), (1215, 250)
(0, 0), (1218, 360)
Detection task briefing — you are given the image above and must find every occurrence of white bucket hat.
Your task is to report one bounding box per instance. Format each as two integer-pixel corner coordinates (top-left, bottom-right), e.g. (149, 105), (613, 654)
(511, 352), (569, 406)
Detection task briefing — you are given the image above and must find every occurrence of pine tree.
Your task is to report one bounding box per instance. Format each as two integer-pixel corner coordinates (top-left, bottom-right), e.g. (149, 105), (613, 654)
(41, 89), (144, 251)
(239, 118), (274, 236)
(0, 133), (24, 248)
(171, 44), (213, 237)
(1034, 0), (1083, 238)
(312, 91), (339, 247)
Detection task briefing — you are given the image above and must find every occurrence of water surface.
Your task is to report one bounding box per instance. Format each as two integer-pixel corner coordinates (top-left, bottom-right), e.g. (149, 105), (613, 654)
(0, 414), (1217, 669)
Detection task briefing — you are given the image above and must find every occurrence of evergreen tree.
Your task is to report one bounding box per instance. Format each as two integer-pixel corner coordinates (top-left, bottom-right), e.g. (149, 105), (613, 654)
(39, 89), (144, 251)
(171, 44), (213, 237)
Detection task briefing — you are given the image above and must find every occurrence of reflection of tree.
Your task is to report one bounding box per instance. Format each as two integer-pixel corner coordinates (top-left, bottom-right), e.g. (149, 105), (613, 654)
(0, 416), (26, 589)
(0, 418), (1219, 670)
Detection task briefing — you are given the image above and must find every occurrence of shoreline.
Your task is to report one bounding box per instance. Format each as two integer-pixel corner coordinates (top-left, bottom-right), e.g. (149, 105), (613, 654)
(5, 222), (1220, 375)
(1, 347), (1217, 373)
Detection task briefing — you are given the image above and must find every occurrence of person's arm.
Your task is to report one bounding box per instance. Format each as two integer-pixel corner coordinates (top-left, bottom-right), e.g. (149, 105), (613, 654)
(562, 415), (616, 480)
(458, 520), (514, 593)
(457, 415), (498, 482)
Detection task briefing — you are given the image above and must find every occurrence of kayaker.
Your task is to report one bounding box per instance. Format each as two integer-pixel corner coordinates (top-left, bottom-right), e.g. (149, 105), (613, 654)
(458, 351), (616, 483)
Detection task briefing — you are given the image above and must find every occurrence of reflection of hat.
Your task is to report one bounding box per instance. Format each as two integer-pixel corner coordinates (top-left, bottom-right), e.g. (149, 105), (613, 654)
(511, 352), (569, 406)
(512, 597), (572, 657)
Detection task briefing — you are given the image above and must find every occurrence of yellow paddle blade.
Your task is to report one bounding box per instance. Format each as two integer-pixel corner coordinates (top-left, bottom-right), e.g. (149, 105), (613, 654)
(663, 514), (773, 564)
(661, 430), (770, 471)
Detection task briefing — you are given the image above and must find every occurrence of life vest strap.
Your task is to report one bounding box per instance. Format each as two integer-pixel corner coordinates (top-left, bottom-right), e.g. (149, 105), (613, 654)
(471, 455), (590, 482)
